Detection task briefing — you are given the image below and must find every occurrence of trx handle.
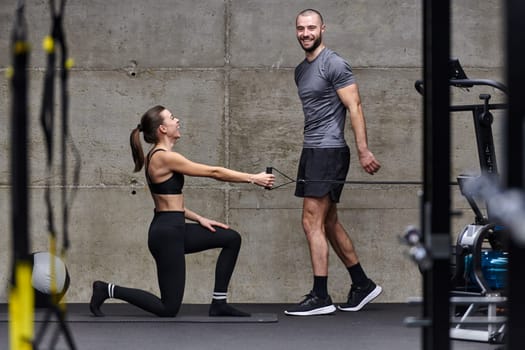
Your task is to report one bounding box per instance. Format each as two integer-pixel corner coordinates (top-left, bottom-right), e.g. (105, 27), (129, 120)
(265, 167), (273, 190)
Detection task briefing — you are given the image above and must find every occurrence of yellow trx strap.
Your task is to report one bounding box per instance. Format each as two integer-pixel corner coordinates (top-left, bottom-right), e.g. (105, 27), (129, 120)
(9, 262), (34, 350)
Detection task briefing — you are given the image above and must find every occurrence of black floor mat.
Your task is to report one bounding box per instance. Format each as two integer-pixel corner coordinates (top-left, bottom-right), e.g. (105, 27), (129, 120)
(0, 303), (278, 323)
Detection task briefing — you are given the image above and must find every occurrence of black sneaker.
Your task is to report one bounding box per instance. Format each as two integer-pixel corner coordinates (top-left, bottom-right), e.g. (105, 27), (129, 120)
(284, 291), (336, 316)
(338, 279), (382, 312)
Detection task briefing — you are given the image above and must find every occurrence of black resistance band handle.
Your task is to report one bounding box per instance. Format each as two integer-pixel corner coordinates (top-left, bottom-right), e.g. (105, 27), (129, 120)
(265, 167), (273, 190)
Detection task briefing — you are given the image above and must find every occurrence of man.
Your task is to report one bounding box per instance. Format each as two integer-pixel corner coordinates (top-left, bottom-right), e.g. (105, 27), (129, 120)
(284, 9), (382, 316)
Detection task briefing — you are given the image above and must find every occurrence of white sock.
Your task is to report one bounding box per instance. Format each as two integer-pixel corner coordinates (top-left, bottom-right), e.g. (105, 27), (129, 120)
(212, 291), (227, 301)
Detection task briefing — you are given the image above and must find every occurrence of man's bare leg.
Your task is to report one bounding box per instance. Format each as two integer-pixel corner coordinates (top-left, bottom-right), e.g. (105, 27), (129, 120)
(324, 202), (359, 267)
(302, 195), (331, 276)
(324, 202), (383, 311)
(284, 195), (337, 316)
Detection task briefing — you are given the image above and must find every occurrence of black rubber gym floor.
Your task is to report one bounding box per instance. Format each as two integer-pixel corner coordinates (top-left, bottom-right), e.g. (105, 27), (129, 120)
(0, 303), (503, 350)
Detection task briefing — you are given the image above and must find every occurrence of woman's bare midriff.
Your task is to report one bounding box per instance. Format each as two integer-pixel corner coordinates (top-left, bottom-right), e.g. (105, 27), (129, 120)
(151, 193), (185, 212)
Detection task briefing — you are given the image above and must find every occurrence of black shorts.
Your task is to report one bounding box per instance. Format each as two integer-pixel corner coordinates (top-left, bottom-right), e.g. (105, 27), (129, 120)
(294, 146), (350, 203)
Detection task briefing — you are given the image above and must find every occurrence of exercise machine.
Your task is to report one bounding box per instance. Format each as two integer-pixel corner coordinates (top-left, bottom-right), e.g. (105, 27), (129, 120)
(408, 59), (508, 344)
(447, 59), (508, 344)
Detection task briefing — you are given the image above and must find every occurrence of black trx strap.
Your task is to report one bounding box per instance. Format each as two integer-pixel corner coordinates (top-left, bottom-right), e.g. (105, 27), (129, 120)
(9, 1), (34, 349)
(40, 0), (80, 259)
(34, 0), (78, 349)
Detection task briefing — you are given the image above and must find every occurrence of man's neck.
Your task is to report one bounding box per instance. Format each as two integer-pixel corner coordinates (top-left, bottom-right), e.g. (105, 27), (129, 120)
(305, 44), (326, 62)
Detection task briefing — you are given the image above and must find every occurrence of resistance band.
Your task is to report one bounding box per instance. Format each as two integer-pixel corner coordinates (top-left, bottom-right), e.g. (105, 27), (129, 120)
(266, 166), (423, 190)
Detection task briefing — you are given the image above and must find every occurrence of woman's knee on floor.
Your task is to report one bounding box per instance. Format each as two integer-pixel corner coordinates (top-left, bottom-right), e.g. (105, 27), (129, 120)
(157, 302), (181, 317)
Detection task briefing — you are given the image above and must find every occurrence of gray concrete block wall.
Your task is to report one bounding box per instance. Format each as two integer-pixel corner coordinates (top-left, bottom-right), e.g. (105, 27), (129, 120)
(0, 0), (505, 304)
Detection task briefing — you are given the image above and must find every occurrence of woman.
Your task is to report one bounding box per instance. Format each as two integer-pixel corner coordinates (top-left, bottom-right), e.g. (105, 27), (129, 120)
(89, 105), (275, 317)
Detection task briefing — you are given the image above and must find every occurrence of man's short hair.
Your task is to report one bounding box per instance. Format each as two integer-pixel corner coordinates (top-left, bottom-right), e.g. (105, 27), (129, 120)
(297, 9), (324, 24)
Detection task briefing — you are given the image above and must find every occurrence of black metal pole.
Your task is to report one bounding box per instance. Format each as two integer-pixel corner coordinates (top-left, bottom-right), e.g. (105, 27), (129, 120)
(505, 1), (525, 347)
(422, 0), (451, 349)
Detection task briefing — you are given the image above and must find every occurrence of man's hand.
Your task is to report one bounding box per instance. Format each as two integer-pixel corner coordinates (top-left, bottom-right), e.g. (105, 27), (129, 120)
(359, 149), (381, 175)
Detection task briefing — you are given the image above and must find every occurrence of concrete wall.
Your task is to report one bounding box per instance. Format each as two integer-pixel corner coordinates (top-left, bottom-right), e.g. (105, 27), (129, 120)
(0, 0), (505, 304)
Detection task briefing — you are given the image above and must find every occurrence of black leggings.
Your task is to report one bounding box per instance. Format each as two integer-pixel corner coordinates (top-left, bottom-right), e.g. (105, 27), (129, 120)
(113, 211), (242, 317)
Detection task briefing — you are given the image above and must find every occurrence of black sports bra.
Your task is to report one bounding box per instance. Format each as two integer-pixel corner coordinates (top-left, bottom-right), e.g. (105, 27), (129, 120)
(146, 149), (184, 195)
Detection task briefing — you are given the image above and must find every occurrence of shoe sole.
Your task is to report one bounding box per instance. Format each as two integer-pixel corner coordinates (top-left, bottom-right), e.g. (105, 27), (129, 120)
(337, 285), (383, 312)
(284, 304), (336, 316)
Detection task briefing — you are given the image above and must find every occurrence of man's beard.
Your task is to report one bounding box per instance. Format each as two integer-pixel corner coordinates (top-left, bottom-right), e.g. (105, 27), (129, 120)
(301, 35), (322, 53)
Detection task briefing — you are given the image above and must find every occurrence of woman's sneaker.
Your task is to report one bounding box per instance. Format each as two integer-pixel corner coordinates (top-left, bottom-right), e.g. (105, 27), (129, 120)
(338, 279), (382, 312)
(284, 291), (336, 316)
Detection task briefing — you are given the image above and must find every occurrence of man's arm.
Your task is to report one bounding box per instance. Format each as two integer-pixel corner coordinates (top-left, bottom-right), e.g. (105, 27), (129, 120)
(337, 83), (381, 175)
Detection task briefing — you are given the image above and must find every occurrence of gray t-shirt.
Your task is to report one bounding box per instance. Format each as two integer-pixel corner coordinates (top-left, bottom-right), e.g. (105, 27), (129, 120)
(295, 48), (355, 148)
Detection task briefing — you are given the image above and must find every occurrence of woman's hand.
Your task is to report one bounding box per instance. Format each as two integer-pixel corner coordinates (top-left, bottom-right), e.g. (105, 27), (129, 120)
(198, 216), (230, 233)
(249, 171), (276, 188)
